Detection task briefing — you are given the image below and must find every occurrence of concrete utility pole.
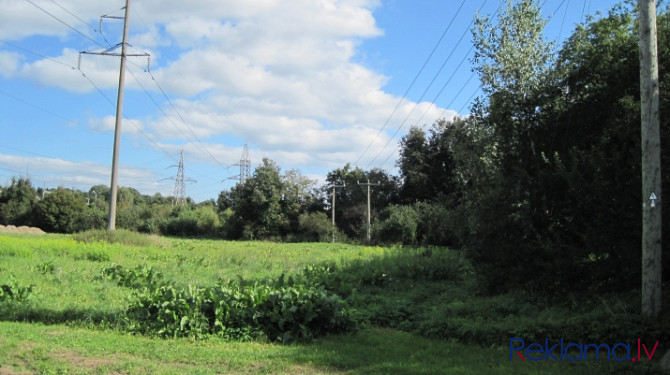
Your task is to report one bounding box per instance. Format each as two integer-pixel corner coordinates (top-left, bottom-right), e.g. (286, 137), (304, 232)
(639, 0), (662, 318)
(330, 182), (345, 243)
(80, 0), (149, 230)
(358, 179), (379, 243)
(107, 0), (131, 230)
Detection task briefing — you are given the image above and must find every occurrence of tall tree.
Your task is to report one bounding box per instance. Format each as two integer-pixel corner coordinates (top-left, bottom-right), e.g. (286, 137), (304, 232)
(465, 0), (559, 292)
(397, 126), (430, 203)
(0, 177), (37, 226)
(231, 158), (287, 239)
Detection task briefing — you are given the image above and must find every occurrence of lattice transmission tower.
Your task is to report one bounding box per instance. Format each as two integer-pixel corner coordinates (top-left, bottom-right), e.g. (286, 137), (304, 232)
(237, 144), (251, 184)
(170, 150), (196, 205)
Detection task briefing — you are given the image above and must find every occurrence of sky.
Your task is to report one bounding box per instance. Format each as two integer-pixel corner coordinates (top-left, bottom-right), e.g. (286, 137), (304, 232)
(0, 0), (622, 202)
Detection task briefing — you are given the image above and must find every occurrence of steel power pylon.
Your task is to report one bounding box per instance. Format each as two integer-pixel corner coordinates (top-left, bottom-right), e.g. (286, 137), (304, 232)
(236, 144), (251, 185)
(227, 144), (251, 185)
(170, 150), (196, 206)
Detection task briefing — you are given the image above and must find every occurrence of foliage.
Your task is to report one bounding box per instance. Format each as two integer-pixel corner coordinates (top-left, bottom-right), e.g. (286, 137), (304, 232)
(33, 188), (88, 233)
(0, 274), (33, 302)
(102, 264), (165, 289)
(324, 164), (399, 240)
(228, 158), (289, 239)
(0, 177), (37, 226)
(125, 278), (354, 342)
(73, 228), (166, 247)
(373, 205), (419, 245)
(397, 121), (461, 205)
(297, 211), (333, 242)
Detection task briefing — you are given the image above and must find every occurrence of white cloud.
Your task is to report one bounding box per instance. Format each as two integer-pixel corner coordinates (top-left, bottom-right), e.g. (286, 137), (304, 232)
(0, 153), (167, 195)
(87, 115), (145, 135)
(0, 51), (21, 78)
(1, 0), (460, 200)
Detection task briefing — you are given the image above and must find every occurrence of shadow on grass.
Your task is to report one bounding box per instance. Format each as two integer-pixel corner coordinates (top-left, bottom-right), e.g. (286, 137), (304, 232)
(0, 302), (125, 328)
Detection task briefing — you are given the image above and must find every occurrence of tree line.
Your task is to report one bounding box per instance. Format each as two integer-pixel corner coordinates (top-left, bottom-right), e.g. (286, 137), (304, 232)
(1, 1), (669, 294)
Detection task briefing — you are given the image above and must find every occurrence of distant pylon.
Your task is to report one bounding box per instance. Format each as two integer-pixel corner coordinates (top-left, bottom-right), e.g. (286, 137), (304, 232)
(171, 150), (196, 205)
(237, 144), (251, 185)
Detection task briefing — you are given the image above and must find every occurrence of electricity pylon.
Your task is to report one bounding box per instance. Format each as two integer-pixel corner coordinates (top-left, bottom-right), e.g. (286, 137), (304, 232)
(169, 150), (196, 206)
(236, 144), (251, 185)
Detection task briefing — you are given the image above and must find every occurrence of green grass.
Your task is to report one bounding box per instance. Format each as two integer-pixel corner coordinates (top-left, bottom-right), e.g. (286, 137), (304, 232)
(0, 233), (666, 374)
(0, 323), (633, 375)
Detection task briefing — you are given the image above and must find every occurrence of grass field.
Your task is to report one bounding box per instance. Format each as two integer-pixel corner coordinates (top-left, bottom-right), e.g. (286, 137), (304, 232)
(0, 233), (666, 374)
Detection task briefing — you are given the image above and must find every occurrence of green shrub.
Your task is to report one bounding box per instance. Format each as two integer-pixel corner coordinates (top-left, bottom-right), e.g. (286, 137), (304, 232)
(33, 188), (87, 233)
(161, 208), (200, 236)
(373, 205), (419, 245)
(297, 211), (333, 242)
(0, 275), (33, 302)
(102, 264), (165, 289)
(124, 278), (354, 342)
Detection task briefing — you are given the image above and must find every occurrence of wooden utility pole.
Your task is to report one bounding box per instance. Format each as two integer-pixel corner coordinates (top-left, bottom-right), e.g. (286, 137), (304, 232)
(330, 182), (345, 243)
(639, 0), (662, 318)
(358, 179), (379, 243)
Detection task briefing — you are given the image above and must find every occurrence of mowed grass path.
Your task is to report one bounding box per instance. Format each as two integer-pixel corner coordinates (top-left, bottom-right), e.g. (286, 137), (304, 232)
(0, 234), (630, 374)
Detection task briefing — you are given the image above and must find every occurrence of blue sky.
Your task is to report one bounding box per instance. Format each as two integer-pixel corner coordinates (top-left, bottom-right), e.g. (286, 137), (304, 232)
(0, 0), (620, 202)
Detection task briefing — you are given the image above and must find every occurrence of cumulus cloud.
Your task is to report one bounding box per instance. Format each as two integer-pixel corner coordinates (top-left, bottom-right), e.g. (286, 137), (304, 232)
(1, 0), (459, 200)
(0, 153), (165, 194)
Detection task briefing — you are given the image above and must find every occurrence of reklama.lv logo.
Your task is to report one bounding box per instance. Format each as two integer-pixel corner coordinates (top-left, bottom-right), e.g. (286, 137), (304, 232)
(510, 338), (659, 362)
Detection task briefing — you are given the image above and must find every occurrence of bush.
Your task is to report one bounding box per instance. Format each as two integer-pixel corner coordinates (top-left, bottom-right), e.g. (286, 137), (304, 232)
(124, 277), (354, 342)
(33, 188), (87, 233)
(0, 275), (33, 302)
(102, 264), (165, 289)
(297, 211), (332, 242)
(373, 205), (419, 245)
(161, 207), (200, 236)
(194, 205), (220, 235)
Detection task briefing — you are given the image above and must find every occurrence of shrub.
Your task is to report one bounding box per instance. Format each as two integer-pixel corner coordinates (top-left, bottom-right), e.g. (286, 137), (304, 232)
(0, 275), (33, 302)
(373, 205), (420, 245)
(297, 211), (332, 242)
(124, 278), (354, 342)
(194, 205), (220, 235)
(161, 207), (200, 236)
(33, 188), (87, 233)
(102, 264), (165, 289)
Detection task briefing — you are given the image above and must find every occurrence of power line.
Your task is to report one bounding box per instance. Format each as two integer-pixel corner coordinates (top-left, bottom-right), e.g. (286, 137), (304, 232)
(49, 0), (96, 33)
(353, 0), (471, 166)
(367, 43), (475, 169)
(0, 39), (74, 69)
(363, 0), (499, 170)
(1, 36), (178, 164)
(24, 0), (105, 48)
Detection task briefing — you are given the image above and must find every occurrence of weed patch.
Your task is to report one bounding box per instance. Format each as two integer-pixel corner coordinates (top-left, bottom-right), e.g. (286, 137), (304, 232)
(125, 278), (354, 343)
(0, 275), (33, 303)
(72, 229), (166, 248)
